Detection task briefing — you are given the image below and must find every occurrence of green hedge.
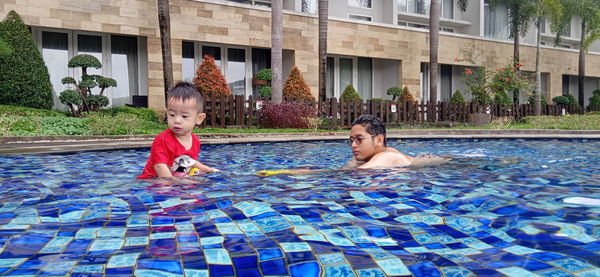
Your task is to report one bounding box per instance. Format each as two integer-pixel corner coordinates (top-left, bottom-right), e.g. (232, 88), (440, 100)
(521, 114), (600, 129)
(0, 105), (66, 117)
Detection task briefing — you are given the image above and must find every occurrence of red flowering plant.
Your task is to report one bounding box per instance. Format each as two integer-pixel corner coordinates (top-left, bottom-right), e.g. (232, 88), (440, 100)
(457, 52), (491, 104)
(488, 62), (532, 105)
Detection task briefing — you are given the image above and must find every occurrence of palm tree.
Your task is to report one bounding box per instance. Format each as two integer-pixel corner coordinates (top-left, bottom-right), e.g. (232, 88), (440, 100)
(429, 0), (468, 107)
(318, 0), (328, 102)
(532, 0), (562, 115)
(556, 0), (600, 106)
(271, 0), (283, 104)
(489, 0), (537, 103)
(157, 0), (173, 105)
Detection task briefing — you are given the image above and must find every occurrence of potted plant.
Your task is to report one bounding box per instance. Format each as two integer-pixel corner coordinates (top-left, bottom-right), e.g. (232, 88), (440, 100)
(253, 68), (271, 86)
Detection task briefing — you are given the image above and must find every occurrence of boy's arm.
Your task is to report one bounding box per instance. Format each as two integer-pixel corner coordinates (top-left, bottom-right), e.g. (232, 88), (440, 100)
(193, 161), (219, 173)
(154, 163), (173, 177)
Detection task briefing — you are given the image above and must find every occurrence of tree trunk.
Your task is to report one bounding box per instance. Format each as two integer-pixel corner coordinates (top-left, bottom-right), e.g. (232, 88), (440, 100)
(535, 17), (542, 116)
(513, 22), (520, 104)
(429, 0), (440, 122)
(271, 0), (283, 104)
(158, 0), (173, 106)
(318, 0), (328, 102)
(578, 21), (586, 106)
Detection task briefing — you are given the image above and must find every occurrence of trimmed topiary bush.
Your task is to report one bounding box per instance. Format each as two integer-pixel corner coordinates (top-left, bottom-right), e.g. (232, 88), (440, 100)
(341, 85), (361, 102)
(451, 90), (465, 104)
(494, 90), (512, 105)
(59, 54), (116, 116)
(0, 37), (12, 56)
(528, 93), (547, 106)
(194, 55), (231, 98)
(399, 86), (415, 103)
(386, 87), (402, 101)
(590, 93), (600, 107)
(552, 95), (570, 106)
(0, 10), (53, 109)
(565, 94), (579, 107)
(258, 102), (316, 128)
(258, 85), (272, 98)
(283, 66), (314, 101)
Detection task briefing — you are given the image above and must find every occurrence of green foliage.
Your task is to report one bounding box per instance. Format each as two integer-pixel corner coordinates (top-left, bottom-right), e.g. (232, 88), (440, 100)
(59, 90), (83, 106)
(0, 10), (53, 109)
(99, 106), (159, 122)
(494, 90), (513, 105)
(565, 94), (579, 107)
(370, 98), (384, 103)
(0, 105), (66, 117)
(340, 85), (361, 102)
(1, 115), (92, 136)
(451, 90), (466, 104)
(462, 66), (492, 104)
(489, 63), (532, 101)
(255, 68), (272, 81)
(552, 95), (570, 105)
(96, 76), (117, 89)
(87, 95), (110, 109)
(522, 114), (600, 129)
(589, 92), (600, 107)
(399, 86), (415, 103)
(87, 113), (141, 135)
(0, 36), (12, 56)
(528, 93), (547, 105)
(258, 85), (272, 98)
(386, 87), (402, 101)
(68, 54), (101, 69)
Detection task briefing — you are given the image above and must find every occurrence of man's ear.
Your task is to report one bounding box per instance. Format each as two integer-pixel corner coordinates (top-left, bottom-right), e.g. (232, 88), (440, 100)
(376, 134), (385, 147)
(196, 112), (206, 126)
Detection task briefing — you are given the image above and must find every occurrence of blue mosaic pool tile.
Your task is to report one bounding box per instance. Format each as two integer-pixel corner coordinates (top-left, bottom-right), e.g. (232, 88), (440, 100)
(209, 264), (234, 276)
(258, 248), (283, 261)
(137, 259), (183, 274)
(259, 258), (288, 275)
(290, 261), (320, 277)
(374, 257), (410, 275)
(233, 256), (258, 270)
(324, 263), (356, 277)
(237, 268), (262, 277)
(105, 266), (134, 275)
(204, 248), (232, 265)
(511, 258), (553, 271)
(408, 261), (442, 277)
(549, 258), (594, 272)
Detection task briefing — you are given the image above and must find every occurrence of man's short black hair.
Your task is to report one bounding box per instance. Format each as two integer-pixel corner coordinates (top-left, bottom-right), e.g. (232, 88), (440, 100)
(352, 114), (386, 146)
(167, 81), (204, 112)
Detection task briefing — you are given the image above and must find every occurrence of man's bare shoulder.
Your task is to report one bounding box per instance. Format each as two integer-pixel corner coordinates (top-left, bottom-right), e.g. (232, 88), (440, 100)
(359, 150), (413, 169)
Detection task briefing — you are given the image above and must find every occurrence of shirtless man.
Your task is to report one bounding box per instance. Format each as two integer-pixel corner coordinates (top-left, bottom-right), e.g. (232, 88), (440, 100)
(257, 115), (446, 176)
(345, 114), (414, 169)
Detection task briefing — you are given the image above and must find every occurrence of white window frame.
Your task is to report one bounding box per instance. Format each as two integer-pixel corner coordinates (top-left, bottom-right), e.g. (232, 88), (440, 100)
(347, 13), (372, 21)
(348, 0), (372, 9)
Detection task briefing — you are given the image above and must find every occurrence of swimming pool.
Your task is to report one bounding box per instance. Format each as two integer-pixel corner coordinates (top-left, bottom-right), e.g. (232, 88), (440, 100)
(0, 139), (599, 276)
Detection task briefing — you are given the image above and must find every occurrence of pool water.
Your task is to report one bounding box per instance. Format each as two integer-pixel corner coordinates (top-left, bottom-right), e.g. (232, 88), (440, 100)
(0, 139), (599, 276)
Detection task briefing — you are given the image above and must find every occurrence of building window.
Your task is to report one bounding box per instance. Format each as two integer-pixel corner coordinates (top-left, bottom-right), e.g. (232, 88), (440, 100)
(302, 0), (317, 13)
(111, 35), (139, 105)
(202, 46), (221, 68)
(42, 31), (70, 109)
(398, 0), (453, 18)
(227, 48), (246, 96)
(484, 0), (509, 40)
(348, 14), (372, 21)
(77, 35), (103, 77)
(563, 20), (572, 37)
(358, 58), (372, 100)
(348, 0), (371, 8)
(340, 58), (353, 94)
(442, 0), (453, 19)
(182, 41), (195, 82)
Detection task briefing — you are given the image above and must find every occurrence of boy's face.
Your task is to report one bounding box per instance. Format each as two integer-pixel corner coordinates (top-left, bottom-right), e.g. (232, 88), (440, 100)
(166, 97), (205, 138)
(349, 124), (384, 162)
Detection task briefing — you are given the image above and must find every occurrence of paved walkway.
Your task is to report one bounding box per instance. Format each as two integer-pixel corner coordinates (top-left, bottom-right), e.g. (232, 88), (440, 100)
(1, 129), (599, 154)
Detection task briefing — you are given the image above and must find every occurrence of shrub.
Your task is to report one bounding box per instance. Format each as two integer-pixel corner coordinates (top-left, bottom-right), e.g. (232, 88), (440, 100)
(38, 117), (92, 135)
(386, 87), (402, 101)
(258, 86), (272, 98)
(565, 94), (579, 107)
(87, 113), (142, 135)
(552, 96), (570, 105)
(494, 90), (512, 105)
(0, 105), (66, 117)
(451, 90), (465, 104)
(399, 86), (415, 103)
(59, 55), (116, 116)
(283, 66), (314, 101)
(194, 55), (231, 98)
(0, 10), (53, 109)
(370, 98), (384, 103)
(341, 85), (361, 102)
(255, 68), (272, 81)
(258, 102), (316, 128)
(528, 93), (547, 106)
(590, 93), (600, 107)
(522, 114), (600, 129)
(99, 106), (159, 122)
(0, 37), (12, 56)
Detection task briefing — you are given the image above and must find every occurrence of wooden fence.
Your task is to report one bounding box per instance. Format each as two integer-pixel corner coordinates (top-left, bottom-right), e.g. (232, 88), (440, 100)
(200, 95), (600, 128)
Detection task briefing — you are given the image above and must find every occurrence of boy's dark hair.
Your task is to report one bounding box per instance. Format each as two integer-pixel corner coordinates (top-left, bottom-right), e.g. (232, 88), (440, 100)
(352, 114), (386, 146)
(167, 81), (204, 112)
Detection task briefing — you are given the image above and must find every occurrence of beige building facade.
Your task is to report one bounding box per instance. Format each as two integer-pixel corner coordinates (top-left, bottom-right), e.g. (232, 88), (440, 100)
(2, 0), (600, 111)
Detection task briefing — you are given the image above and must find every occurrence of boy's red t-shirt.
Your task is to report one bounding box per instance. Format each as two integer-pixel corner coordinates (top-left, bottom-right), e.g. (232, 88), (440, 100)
(137, 129), (200, 179)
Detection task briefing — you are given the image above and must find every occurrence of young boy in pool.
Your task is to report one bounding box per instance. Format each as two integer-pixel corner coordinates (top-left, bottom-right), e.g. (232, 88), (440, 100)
(137, 82), (218, 179)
